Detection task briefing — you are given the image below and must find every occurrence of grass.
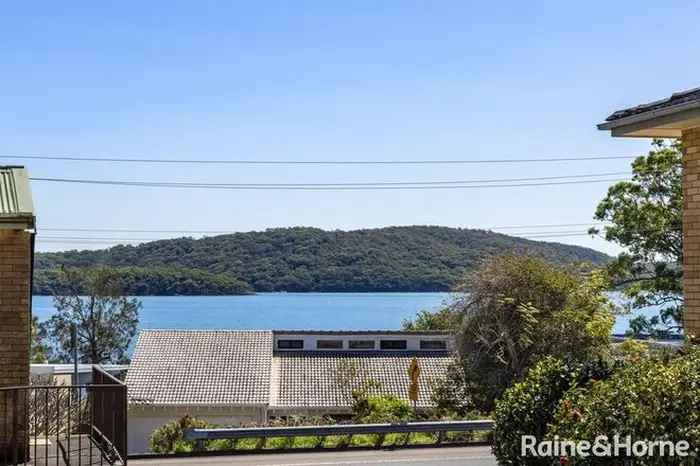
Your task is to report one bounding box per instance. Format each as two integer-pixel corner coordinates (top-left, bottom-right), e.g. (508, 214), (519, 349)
(201, 430), (487, 452)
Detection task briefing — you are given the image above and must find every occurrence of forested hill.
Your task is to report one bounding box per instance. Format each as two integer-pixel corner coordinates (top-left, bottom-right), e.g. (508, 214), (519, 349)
(35, 226), (611, 294)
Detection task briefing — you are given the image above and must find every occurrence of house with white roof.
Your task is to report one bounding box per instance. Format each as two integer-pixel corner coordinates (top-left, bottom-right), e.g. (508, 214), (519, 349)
(125, 329), (456, 454)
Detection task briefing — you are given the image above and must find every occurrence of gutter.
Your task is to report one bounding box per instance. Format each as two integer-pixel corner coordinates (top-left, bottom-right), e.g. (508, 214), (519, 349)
(597, 99), (700, 130)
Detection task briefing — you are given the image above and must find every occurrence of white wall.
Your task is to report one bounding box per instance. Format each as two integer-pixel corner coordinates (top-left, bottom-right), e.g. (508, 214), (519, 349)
(273, 333), (454, 352)
(128, 406), (266, 454)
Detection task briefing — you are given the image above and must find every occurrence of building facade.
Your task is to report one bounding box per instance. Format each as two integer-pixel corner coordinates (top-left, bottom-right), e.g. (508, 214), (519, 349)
(599, 87), (700, 340)
(0, 166), (35, 460)
(125, 329), (456, 454)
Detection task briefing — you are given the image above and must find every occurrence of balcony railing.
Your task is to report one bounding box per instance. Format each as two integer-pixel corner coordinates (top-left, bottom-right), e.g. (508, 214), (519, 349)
(0, 366), (127, 466)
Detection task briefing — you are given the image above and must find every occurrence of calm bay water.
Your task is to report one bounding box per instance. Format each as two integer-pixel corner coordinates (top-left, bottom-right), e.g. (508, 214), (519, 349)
(32, 292), (659, 334)
(32, 292), (453, 331)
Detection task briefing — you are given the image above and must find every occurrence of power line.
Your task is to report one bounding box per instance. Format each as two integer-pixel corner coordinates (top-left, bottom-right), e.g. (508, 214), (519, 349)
(30, 171), (630, 187)
(30, 176), (627, 191)
(6, 154), (638, 165)
(38, 235), (172, 242)
(36, 230), (596, 241)
(523, 233), (598, 239)
(35, 229), (608, 244)
(504, 229), (595, 237)
(486, 222), (604, 230)
(40, 227), (236, 234)
(38, 227), (678, 242)
(37, 222), (607, 235)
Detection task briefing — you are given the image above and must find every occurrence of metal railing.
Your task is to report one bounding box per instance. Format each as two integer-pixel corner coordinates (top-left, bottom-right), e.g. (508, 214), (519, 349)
(185, 419), (494, 452)
(0, 365), (127, 466)
(91, 367), (128, 464)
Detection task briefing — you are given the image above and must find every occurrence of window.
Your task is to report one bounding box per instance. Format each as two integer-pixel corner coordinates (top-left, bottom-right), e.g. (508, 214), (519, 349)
(380, 340), (407, 350)
(317, 339), (343, 349)
(348, 340), (375, 350)
(420, 340), (447, 350)
(277, 339), (304, 349)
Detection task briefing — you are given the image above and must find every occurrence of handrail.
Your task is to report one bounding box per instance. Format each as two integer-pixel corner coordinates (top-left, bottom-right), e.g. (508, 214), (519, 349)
(92, 364), (126, 385)
(0, 384), (125, 391)
(186, 419), (494, 441)
(0, 374), (128, 466)
(91, 365), (128, 464)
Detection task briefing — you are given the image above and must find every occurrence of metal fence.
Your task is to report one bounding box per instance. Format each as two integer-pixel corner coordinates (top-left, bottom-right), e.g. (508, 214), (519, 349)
(0, 366), (127, 466)
(185, 419), (494, 452)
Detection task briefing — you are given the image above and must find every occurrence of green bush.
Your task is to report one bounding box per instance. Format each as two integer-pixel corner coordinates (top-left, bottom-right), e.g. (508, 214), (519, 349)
(149, 415), (209, 453)
(493, 357), (581, 466)
(351, 386), (412, 424)
(361, 395), (412, 423)
(456, 256), (615, 411)
(429, 361), (473, 418)
(550, 348), (700, 465)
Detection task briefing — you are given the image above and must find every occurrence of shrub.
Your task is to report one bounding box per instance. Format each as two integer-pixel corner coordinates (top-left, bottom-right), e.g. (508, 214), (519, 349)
(492, 357), (580, 465)
(455, 256), (615, 411)
(360, 395), (412, 423)
(429, 361), (473, 418)
(549, 348), (700, 465)
(352, 380), (412, 423)
(149, 415), (209, 453)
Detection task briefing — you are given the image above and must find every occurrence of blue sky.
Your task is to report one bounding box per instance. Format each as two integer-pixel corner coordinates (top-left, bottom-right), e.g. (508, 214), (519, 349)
(1, 1), (698, 254)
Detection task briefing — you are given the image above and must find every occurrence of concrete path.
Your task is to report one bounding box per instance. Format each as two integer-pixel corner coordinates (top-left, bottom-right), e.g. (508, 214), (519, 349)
(130, 446), (497, 465)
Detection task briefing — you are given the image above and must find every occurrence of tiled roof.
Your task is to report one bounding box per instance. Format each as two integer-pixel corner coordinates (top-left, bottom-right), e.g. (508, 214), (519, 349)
(272, 351), (455, 409)
(274, 330), (452, 336)
(126, 330), (273, 406)
(605, 87), (700, 122)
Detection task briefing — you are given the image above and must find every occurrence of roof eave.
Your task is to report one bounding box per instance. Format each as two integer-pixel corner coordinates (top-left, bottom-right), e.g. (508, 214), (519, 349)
(0, 215), (36, 230)
(0, 166), (35, 229)
(598, 100), (700, 138)
(128, 402), (269, 409)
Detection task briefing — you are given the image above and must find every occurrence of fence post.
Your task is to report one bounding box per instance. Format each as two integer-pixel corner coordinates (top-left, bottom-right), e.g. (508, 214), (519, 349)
(195, 439), (205, 452)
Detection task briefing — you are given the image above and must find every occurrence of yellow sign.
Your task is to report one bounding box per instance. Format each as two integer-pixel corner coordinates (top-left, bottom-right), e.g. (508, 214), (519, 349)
(408, 357), (420, 403)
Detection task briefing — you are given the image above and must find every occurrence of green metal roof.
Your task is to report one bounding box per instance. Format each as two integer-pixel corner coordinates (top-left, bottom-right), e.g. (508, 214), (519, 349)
(0, 166), (35, 229)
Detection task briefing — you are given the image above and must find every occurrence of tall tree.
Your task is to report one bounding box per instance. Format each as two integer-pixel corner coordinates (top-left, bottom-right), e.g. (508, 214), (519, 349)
(31, 315), (48, 363)
(455, 255), (614, 411)
(39, 267), (141, 364)
(591, 139), (682, 335)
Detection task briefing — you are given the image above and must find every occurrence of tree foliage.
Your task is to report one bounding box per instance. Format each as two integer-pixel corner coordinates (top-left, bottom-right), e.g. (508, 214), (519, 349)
(429, 361), (473, 418)
(493, 356), (618, 466)
(550, 348), (700, 465)
(591, 139), (683, 335)
(34, 266), (253, 296)
(150, 415), (208, 454)
(39, 267), (141, 364)
(31, 315), (49, 363)
(454, 255), (614, 411)
(402, 307), (462, 331)
(493, 357), (580, 466)
(35, 226), (610, 293)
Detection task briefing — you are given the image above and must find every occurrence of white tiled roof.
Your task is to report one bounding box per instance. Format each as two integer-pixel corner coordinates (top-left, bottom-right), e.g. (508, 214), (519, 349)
(126, 329), (455, 410)
(126, 330), (272, 406)
(272, 351), (455, 409)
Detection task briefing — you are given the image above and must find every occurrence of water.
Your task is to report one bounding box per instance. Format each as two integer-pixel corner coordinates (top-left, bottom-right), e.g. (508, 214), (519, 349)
(32, 292), (660, 334)
(32, 292), (453, 330)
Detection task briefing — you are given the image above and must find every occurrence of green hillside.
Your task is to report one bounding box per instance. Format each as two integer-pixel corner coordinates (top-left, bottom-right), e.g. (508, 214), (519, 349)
(35, 226), (610, 294)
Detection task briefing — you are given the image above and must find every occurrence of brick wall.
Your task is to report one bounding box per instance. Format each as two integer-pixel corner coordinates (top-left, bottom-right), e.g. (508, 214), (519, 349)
(0, 229), (31, 387)
(683, 127), (700, 341)
(0, 228), (32, 460)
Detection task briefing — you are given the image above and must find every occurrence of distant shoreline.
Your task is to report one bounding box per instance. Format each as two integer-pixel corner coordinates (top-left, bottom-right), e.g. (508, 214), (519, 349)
(32, 290), (462, 297)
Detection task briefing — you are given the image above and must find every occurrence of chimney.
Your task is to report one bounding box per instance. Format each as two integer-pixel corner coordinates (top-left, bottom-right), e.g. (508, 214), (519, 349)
(0, 166), (35, 460)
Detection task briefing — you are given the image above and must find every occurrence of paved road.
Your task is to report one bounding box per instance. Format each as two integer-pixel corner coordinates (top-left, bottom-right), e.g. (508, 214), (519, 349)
(131, 446), (496, 465)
